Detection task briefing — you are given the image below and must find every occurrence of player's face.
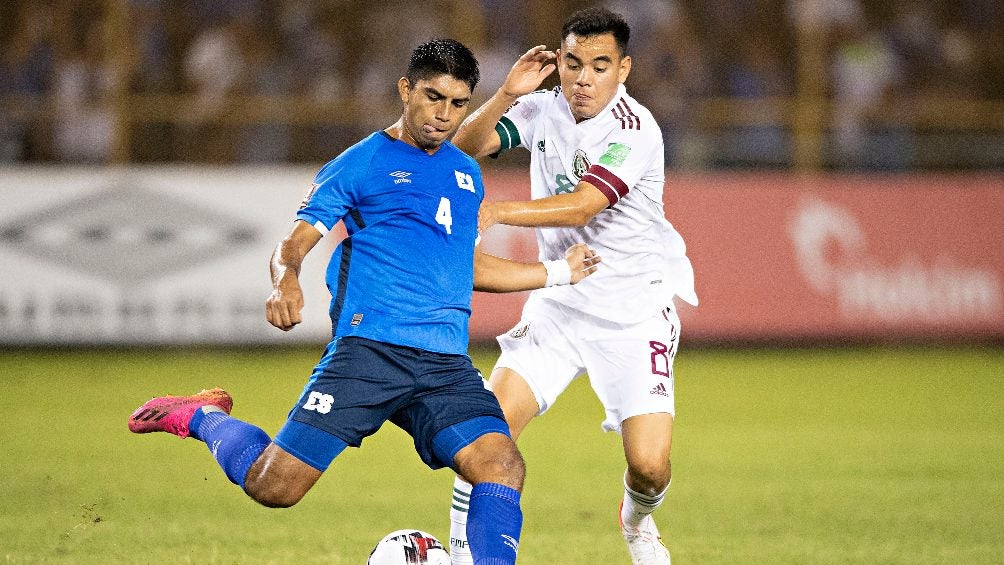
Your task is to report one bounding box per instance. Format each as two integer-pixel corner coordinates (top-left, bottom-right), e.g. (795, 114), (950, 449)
(557, 33), (631, 122)
(398, 74), (472, 152)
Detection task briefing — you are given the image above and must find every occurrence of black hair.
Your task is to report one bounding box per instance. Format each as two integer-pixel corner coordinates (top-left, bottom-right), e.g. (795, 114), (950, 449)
(406, 38), (480, 91)
(561, 7), (631, 55)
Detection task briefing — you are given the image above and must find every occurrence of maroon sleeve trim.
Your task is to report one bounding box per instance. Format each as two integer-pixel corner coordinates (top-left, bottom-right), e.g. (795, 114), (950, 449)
(581, 164), (630, 206)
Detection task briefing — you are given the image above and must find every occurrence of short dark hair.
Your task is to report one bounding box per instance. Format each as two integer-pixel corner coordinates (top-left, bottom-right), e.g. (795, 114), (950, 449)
(406, 38), (480, 91)
(561, 7), (631, 55)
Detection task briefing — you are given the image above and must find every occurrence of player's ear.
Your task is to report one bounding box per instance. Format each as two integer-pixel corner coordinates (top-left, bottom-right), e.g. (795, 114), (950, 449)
(397, 77), (411, 103)
(618, 55), (632, 84)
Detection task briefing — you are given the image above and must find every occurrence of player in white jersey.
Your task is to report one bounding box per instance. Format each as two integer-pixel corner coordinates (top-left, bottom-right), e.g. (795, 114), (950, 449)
(447, 8), (696, 565)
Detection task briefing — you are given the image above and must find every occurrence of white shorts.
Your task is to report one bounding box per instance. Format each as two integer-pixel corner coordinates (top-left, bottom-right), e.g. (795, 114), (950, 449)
(495, 296), (681, 433)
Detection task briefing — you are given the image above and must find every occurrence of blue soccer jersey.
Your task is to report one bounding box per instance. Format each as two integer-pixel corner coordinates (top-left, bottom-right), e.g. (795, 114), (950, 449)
(297, 131), (484, 354)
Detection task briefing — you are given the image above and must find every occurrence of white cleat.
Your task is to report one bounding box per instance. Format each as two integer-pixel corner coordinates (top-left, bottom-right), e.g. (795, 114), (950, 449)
(620, 504), (671, 565)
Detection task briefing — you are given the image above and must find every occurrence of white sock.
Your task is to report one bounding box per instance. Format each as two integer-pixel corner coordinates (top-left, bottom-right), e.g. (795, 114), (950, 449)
(449, 477), (474, 564)
(620, 472), (670, 532)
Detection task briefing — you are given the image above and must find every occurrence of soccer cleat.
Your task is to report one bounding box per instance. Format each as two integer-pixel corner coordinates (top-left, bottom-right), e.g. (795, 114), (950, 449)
(128, 387), (233, 438)
(620, 501), (671, 565)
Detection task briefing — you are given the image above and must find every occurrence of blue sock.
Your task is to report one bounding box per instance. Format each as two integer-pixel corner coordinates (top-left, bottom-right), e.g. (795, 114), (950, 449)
(467, 482), (522, 565)
(189, 409), (271, 488)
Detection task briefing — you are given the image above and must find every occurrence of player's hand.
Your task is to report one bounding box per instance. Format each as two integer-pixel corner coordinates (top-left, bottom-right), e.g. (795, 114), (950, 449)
(501, 45), (557, 99)
(265, 280), (305, 331)
(565, 243), (601, 284)
(478, 201), (500, 233)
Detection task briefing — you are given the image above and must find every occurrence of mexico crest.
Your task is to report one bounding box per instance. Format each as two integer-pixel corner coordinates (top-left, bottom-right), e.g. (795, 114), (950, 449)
(509, 323), (530, 339)
(572, 149), (591, 180)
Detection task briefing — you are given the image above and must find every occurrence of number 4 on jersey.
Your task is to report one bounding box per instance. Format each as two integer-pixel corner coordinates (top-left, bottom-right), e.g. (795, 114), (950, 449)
(436, 197), (452, 234)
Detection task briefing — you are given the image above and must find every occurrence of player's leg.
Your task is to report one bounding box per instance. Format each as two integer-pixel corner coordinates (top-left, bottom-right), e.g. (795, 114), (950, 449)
(448, 299), (583, 563)
(449, 367), (539, 564)
(488, 367), (541, 441)
(127, 341), (344, 506)
(581, 305), (681, 565)
(242, 432), (332, 507)
(260, 337), (418, 505)
(128, 388), (276, 496)
(620, 413), (674, 565)
(440, 425), (525, 565)
(622, 412), (674, 510)
(127, 338), (385, 508)
(397, 352), (530, 565)
(127, 389), (337, 507)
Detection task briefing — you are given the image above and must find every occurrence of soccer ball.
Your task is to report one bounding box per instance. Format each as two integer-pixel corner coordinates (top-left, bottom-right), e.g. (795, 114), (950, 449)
(366, 529), (450, 565)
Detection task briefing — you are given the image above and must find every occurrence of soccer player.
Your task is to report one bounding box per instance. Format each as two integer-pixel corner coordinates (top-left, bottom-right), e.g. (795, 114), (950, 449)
(446, 9), (698, 565)
(128, 39), (599, 565)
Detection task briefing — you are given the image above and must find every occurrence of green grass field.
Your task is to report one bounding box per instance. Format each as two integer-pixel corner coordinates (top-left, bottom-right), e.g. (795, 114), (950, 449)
(1, 345), (1002, 564)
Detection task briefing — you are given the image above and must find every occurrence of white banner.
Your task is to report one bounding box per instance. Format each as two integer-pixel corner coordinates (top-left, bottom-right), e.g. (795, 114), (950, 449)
(0, 166), (338, 344)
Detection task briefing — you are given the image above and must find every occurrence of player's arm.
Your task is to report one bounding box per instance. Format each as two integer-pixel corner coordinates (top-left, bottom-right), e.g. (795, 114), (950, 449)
(266, 219), (323, 331)
(453, 45), (556, 158)
(480, 181), (610, 231)
(473, 243), (600, 293)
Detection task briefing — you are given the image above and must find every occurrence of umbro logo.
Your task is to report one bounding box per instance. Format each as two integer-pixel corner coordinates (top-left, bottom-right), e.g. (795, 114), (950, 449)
(390, 170), (412, 184)
(650, 382), (670, 397)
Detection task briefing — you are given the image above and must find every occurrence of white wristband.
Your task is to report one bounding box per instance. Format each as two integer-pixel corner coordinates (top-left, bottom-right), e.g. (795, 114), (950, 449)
(543, 259), (572, 287)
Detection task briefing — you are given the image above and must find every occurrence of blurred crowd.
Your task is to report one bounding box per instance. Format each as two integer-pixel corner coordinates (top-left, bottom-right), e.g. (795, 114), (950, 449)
(1, 0), (1001, 169)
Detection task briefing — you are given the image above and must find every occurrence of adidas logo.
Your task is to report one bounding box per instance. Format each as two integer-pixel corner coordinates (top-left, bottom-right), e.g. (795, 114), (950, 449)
(650, 382), (670, 397)
(390, 170), (412, 184)
(132, 408), (168, 422)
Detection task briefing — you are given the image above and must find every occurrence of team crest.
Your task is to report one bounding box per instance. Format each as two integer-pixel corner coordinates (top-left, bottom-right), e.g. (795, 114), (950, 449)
(571, 149), (591, 180)
(508, 322), (530, 339)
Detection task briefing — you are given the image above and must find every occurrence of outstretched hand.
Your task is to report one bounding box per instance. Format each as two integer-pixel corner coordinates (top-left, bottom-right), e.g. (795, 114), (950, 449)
(565, 243), (601, 284)
(478, 201), (499, 234)
(501, 45), (557, 98)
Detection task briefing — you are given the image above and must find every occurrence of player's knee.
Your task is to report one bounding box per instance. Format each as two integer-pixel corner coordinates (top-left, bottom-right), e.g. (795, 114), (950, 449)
(628, 458), (672, 495)
(495, 442), (526, 487)
(480, 442), (524, 487)
(239, 443), (323, 508)
(242, 469), (310, 508)
(244, 478), (306, 508)
(484, 446), (525, 490)
(459, 435), (525, 490)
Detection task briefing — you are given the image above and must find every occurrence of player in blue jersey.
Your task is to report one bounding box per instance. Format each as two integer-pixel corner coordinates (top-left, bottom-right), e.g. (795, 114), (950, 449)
(128, 39), (599, 565)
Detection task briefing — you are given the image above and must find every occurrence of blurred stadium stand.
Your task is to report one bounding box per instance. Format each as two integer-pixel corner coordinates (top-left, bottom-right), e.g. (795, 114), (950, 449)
(1, 0), (1002, 170)
(1, 1), (1002, 346)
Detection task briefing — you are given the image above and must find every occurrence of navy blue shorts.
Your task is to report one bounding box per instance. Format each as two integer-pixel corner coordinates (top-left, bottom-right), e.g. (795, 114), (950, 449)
(274, 337), (507, 471)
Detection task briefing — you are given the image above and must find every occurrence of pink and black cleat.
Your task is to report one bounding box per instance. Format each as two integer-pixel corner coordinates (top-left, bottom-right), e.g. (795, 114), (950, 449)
(128, 387), (233, 438)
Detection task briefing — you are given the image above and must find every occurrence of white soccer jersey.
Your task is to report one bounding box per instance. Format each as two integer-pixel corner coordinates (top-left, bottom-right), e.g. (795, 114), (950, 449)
(495, 83), (697, 323)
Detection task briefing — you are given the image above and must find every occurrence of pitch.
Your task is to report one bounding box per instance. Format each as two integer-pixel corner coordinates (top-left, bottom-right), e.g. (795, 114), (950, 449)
(1, 344), (1001, 563)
